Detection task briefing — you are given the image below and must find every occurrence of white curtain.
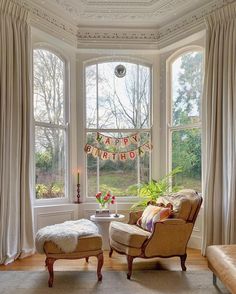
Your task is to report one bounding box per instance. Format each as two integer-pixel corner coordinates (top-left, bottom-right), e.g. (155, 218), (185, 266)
(0, 0), (34, 264)
(202, 3), (236, 253)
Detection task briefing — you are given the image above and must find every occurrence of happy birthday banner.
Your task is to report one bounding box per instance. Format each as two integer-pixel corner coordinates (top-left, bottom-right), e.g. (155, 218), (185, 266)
(96, 132), (140, 147)
(84, 142), (153, 161)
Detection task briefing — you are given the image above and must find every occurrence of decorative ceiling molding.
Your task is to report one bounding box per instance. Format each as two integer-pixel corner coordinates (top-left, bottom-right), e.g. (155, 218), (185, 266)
(77, 28), (160, 44)
(76, 0), (235, 49)
(16, 0), (236, 50)
(53, 0), (195, 21)
(157, 0), (235, 48)
(20, 0), (78, 47)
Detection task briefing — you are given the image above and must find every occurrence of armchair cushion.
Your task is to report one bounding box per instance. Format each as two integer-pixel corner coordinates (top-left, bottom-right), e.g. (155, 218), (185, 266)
(109, 221), (151, 248)
(136, 205), (172, 232)
(156, 189), (200, 221)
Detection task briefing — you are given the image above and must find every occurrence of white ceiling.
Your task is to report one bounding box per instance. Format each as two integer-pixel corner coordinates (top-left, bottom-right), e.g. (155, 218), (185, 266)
(29, 0), (212, 28)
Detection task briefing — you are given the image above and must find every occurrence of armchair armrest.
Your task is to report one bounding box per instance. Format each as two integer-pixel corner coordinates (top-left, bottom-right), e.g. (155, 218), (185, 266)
(128, 210), (143, 224)
(160, 218), (186, 225)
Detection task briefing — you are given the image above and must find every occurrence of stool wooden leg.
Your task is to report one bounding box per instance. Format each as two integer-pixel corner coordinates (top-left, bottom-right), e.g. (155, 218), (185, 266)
(109, 247), (113, 258)
(127, 255), (134, 280)
(47, 257), (56, 287)
(85, 257), (89, 263)
(45, 257), (48, 267)
(97, 252), (104, 282)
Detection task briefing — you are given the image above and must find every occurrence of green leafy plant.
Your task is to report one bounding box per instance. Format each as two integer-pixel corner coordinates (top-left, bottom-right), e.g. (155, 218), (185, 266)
(131, 167), (182, 211)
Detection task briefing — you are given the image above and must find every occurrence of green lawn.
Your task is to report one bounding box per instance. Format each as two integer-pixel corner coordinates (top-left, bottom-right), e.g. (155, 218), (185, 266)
(87, 172), (137, 197)
(87, 172), (202, 197)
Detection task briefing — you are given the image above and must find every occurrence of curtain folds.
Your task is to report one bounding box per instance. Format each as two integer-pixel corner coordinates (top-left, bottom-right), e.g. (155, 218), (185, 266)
(202, 3), (236, 253)
(0, 0), (34, 264)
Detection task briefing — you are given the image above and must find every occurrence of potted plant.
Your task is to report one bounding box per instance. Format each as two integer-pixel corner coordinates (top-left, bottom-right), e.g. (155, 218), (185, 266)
(131, 167), (182, 211)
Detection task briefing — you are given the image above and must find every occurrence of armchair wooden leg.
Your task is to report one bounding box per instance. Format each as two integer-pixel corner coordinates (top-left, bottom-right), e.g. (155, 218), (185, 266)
(45, 257), (48, 267)
(47, 257), (56, 287)
(85, 257), (89, 263)
(180, 254), (187, 271)
(127, 255), (134, 280)
(109, 247), (113, 258)
(97, 252), (104, 282)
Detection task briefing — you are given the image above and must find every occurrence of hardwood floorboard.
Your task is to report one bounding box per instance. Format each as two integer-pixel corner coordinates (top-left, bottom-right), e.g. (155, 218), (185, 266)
(0, 248), (208, 272)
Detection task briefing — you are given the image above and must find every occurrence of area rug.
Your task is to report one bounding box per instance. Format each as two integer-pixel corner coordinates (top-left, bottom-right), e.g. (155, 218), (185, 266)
(0, 270), (229, 294)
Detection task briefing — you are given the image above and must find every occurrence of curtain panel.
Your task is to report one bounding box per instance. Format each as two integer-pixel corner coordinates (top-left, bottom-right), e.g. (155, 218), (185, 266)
(0, 0), (34, 264)
(202, 3), (236, 253)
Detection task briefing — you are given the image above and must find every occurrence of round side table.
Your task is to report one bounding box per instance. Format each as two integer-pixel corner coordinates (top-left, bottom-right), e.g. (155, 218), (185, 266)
(90, 214), (125, 250)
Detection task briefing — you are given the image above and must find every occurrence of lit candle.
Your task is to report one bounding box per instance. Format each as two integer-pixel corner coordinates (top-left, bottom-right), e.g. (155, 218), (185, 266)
(77, 170), (80, 185)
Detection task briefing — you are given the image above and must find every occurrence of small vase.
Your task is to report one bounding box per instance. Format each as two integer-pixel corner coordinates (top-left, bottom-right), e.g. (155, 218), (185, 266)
(99, 202), (108, 211)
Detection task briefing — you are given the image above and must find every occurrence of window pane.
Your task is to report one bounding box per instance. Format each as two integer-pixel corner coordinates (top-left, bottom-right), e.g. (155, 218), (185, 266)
(86, 132), (98, 196)
(86, 62), (150, 129)
(86, 132), (151, 197)
(86, 65), (97, 128)
(35, 126), (65, 199)
(33, 49), (65, 124)
(172, 128), (201, 192)
(99, 159), (137, 197)
(140, 152), (150, 184)
(172, 51), (203, 126)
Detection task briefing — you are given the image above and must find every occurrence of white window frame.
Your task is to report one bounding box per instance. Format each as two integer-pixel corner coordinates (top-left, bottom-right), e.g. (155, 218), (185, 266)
(33, 45), (70, 205)
(166, 46), (204, 189)
(84, 57), (153, 201)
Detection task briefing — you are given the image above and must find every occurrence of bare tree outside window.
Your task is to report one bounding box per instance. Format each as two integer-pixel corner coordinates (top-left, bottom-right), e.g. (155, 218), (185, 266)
(33, 49), (67, 199)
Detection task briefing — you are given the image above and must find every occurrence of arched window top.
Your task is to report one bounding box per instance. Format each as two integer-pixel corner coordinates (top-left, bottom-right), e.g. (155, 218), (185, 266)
(169, 48), (204, 127)
(85, 60), (151, 130)
(33, 48), (66, 125)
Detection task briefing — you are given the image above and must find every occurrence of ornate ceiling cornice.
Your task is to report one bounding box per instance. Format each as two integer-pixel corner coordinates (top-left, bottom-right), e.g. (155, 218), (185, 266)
(19, 0), (236, 50)
(21, 1), (78, 47)
(157, 0), (235, 48)
(76, 28), (160, 45)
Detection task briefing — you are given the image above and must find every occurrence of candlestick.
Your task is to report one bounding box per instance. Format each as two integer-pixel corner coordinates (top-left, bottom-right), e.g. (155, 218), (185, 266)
(74, 183), (81, 204)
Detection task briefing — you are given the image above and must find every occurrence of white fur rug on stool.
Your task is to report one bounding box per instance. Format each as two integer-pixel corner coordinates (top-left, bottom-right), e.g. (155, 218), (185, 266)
(35, 219), (99, 254)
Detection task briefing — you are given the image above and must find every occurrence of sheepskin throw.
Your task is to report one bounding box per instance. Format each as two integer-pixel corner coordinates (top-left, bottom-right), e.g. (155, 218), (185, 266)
(35, 219), (99, 254)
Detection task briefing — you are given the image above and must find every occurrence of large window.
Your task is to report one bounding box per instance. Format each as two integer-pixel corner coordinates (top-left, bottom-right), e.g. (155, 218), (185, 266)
(33, 49), (68, 199)
(85, 61), (152, 197)
(168, 49), (203, 192)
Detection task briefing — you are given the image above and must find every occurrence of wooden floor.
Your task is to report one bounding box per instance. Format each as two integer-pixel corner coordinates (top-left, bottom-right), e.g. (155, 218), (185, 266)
(0, 248), (208, 272)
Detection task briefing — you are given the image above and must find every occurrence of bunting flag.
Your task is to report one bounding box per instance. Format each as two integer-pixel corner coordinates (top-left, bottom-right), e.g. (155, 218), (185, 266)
(84, 142), (153, 161)
(96, 132), (140, 147)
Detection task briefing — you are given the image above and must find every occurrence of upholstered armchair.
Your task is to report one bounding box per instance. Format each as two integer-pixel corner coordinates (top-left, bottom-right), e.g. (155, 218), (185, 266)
(109, 189), (202, 279)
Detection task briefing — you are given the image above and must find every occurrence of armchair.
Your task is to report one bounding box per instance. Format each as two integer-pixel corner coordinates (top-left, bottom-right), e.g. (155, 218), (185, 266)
(109, 189), (202, 279)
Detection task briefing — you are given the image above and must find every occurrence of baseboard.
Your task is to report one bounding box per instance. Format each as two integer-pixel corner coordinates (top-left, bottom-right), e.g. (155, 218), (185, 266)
(188, 235), (202, 249)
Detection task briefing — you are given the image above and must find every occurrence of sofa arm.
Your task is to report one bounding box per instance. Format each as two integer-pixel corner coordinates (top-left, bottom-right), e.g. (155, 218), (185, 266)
(128, 210), (143, 224)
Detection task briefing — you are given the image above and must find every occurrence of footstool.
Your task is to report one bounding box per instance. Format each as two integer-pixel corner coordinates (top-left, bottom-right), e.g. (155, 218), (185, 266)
(44, 234), (103, 287)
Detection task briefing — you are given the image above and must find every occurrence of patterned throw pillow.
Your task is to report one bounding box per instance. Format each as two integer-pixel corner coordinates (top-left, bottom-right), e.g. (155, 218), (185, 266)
(137, 204), (171, 232)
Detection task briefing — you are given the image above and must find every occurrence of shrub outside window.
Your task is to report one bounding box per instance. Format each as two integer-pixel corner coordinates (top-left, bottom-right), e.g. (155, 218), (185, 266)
(168, 49), (203, 192)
